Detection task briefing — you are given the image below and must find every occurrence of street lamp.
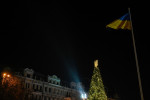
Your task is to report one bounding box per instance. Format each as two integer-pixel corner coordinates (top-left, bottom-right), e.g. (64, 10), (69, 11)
(2, 73), (11, 85)
(2, 73), (10, 78)
(81, 92), (87, 100)
(3, 73), (6, 78)
(7, 74), (10, 77)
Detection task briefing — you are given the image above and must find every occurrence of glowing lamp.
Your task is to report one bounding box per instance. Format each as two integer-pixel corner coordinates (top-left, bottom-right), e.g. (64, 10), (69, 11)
(7, 75), (10, 77)
(3, 73), (6, 78)
(81, 93), (87, 100)
(2, 73), (10, 78)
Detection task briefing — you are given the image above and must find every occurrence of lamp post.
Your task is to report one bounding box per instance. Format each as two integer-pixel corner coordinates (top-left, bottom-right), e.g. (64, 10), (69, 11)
(2, 73), (11, 85)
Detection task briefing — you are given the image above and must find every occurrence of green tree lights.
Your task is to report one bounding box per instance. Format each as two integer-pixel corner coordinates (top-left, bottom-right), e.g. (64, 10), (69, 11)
(88, 60), (107, 100)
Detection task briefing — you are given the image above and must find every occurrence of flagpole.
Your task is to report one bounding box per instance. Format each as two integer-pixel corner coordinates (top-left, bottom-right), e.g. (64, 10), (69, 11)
(128, 7), (144, 100)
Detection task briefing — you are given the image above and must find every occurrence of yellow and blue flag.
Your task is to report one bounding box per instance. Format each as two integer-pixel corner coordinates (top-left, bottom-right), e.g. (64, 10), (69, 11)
(106, 13), (131, 30)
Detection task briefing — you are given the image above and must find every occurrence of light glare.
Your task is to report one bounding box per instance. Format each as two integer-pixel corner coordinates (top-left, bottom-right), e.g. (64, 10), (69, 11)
(81, 93), (87, 99)
(7, 75), (10, 77)
(3, 73), (6, 76)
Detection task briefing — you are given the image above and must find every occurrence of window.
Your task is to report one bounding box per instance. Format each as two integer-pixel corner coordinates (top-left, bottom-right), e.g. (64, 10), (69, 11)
(39, 96), (41, 100)
(35, 95), (37, 100)
(36, 85), (38, 90)
(33, 84), (35, 89)
(44, 96), (46, 100)
(57, 90), (59, 94)
(45, 87), (47, 92)
(31, 94), (34, 100)
(53, 89), (55, 94)
(27, 74), (30, 78)
(26, 83), (28, 88)
(40, 86), (42, 91)
(28, 83), (30, 88)
(49, 88), (51, 93)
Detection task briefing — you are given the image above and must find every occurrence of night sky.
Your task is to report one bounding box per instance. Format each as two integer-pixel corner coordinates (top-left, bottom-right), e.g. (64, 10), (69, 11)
(0, 0), (148, 100)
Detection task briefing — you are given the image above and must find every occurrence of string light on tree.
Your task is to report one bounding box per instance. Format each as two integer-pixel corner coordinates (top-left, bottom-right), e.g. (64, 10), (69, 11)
(87, 59), (107, 100)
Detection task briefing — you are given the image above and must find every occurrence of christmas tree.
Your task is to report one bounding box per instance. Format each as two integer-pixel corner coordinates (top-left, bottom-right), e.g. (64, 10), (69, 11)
(87, 60), (107, 100)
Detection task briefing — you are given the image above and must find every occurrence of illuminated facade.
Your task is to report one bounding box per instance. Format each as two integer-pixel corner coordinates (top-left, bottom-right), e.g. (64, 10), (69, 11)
(16, 68), (82, 100)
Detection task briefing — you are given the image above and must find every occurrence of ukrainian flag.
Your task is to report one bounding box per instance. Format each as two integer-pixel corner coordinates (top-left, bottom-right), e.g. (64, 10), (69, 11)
(106, 13), (131, 30)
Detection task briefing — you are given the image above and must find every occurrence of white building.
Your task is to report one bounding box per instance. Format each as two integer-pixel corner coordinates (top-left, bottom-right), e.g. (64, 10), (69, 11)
(16, 68), (82, 100)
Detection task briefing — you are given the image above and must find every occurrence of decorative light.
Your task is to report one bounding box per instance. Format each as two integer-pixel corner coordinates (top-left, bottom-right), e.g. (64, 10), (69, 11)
(81, 92), (87, 100)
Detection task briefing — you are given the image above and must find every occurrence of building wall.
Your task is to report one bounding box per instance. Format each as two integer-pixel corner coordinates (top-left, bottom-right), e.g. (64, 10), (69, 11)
(17, 68), (82, 100)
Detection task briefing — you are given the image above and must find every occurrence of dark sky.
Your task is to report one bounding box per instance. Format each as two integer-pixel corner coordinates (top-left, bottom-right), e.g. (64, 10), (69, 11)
(0, 0), (148, 100)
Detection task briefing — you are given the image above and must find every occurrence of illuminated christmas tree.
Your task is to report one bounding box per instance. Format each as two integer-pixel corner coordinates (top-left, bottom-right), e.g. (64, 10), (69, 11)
(87, 60), (107, 100)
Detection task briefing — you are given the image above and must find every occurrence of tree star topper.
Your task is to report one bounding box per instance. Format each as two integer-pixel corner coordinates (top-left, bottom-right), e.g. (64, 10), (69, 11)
(94, 59), (98, 68)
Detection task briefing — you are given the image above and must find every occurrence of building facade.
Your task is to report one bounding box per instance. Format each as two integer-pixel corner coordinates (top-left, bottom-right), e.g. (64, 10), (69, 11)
(16, 68), (82, 100)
